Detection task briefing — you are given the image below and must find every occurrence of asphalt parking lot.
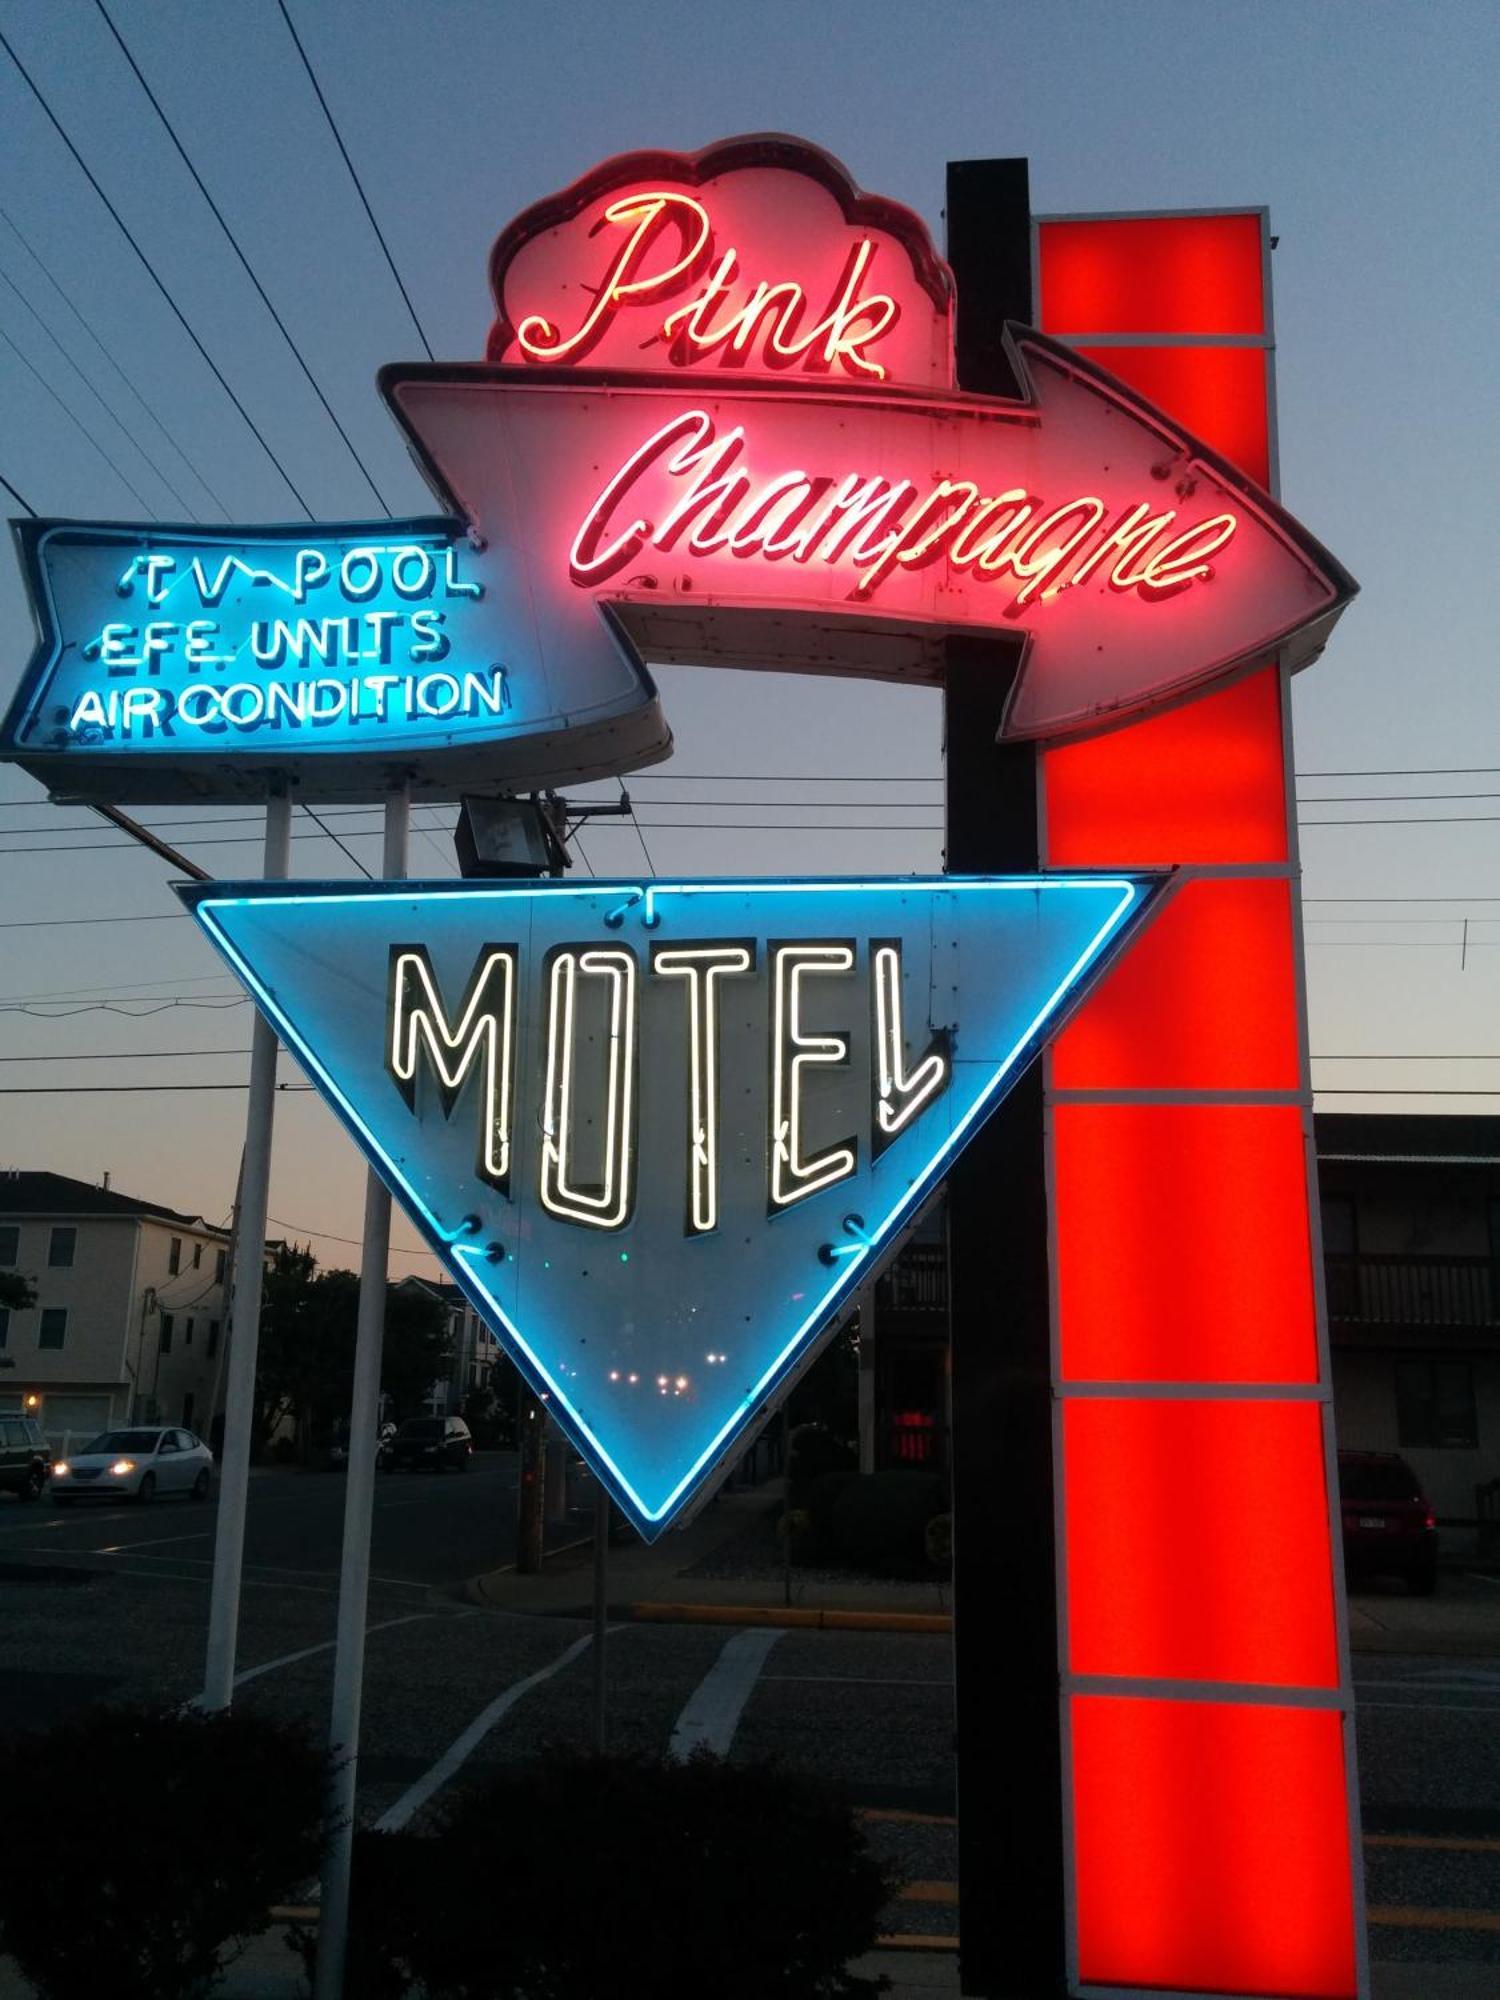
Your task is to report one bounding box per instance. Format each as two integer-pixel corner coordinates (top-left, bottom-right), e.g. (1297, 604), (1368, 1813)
(1, 1459), (1497, 1985)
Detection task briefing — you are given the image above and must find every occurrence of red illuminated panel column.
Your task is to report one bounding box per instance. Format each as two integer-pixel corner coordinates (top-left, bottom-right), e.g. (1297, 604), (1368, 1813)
(1036, 211), (1365, 1998)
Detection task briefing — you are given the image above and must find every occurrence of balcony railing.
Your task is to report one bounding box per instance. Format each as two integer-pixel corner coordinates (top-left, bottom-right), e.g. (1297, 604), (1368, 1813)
(1324, 1252), (1498, 1328)
(875, 1242), (949, 1315)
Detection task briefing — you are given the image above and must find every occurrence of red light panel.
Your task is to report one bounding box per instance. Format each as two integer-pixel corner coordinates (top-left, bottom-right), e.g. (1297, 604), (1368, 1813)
(1064, 1397), (1339, 1686)
(1038, 214), (1266, 337)
(1054, 1102), (1318, 1383)
(1052, 877), (1300, 1090)
(1076, 343), (1271, 486)
(1071, 1695), (1358, 1997)
(1042, 664), (1288, 867)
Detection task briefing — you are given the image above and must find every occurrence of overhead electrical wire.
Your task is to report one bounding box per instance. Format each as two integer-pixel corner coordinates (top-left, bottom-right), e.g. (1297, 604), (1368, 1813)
(0, 22), (313, 515)
(0, 199), (229, 518)
(274, 0), (436, 362)
(94, 0), (396, 517)
(0, 250), (197, 515)
(0, 466), (34, 514)
(301, 803), (373, 878)
(0, 320), (158, 513)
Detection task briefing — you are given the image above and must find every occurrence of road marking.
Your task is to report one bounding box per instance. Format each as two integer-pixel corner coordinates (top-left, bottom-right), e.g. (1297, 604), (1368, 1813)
(1467, 1572), (1500, 1586)
(1365, 1833), (1500, 1854)
(182, 1610), (473, 1708)
(375, 1630), (600, 1833)
(0, 1510), (134, 1533)
(669, 1627), (784, 1759)
(1357, 1700), (1500, 1713)
(898, 1882), (959, 1906)
(1367, 1905), (1500, 1933)
(92, 1531), (211, 1554)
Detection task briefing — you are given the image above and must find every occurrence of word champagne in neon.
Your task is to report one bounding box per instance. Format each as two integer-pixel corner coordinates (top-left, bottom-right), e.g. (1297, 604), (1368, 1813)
(387, 937), (948, 1232)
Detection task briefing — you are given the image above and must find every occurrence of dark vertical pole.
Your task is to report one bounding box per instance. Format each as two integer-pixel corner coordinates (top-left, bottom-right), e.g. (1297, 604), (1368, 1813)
(944, 158), (1067, 1999)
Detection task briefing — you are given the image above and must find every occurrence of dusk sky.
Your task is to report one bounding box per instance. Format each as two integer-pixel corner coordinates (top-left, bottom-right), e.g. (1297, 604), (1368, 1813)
(1, 0), (1495, 1276)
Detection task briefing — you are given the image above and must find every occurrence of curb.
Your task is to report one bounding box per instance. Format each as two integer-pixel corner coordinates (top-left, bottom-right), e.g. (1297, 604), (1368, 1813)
(623, 1601), (952, 1633)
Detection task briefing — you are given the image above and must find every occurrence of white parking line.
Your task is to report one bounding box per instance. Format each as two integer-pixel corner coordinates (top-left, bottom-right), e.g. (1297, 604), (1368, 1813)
(92, 1532), (211, 1554)
(375, 1630), (599, 1833)
(669, 1628), (785, 1759)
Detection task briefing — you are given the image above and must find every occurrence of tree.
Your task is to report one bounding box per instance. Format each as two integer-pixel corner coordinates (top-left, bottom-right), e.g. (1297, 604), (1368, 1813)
(251, 1248), (455, 1456)
(0, 1271), (37, 1312)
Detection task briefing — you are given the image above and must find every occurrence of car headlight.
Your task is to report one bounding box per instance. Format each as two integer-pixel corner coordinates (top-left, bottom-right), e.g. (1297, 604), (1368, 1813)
(110, 1459), (136, 1476)
(53, 1462), (69, 1478)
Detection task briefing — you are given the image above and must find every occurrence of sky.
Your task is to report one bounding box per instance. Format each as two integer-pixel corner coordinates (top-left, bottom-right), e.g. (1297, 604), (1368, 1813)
(0, 0), (1496, 1276)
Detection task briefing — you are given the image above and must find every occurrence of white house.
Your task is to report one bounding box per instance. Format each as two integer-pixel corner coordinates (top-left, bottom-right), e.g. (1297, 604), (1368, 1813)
(0, 1170), (231, 1449)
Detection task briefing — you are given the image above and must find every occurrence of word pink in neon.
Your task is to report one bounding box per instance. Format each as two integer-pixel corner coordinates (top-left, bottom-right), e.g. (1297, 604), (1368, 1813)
(569, 409), (1238, 611)
(515, 192), (900, 380)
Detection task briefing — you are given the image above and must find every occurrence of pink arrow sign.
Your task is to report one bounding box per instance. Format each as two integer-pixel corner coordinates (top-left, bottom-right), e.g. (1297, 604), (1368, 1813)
(380, 328), (1354, 742)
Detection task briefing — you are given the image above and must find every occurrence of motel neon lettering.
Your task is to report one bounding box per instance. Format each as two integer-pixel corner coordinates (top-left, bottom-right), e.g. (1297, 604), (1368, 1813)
(569, 408), (1238, 611)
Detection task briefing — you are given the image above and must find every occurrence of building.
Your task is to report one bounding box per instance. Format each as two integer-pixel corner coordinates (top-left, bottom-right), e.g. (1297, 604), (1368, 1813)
(0, 1170), (230, 1447)
(395, 1274), (501, 1415)
(859, 1115), (1500, 1547)
(1319, 1114), (1500, 1547)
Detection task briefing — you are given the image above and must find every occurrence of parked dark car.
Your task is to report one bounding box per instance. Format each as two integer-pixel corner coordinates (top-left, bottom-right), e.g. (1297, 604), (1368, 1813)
(1337, 1449), (1438, 1594)
(380, 1415), (473, 1473)
(0, 1413), (51, 1502)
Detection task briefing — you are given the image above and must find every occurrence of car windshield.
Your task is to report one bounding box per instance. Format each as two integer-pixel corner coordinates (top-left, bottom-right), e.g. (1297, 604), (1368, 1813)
(81, 1430), (161, 1455)
(1339, 1460), (1419, 1502)
(400, 1419), (445, 1439)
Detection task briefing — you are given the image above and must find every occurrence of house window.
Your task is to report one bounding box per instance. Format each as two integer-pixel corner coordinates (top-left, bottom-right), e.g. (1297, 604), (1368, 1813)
(0, 1225), (18, 1265)
(38, 1308), (67, 1350)
(1395, 1358), (1478, 1449)
(215, 1249), (226, 1284)
(48, 1226), (77, 1269)
(0, 1306), (8, 1349)
(207, 1319), (221, 1357)
(168, 1237), (182, 1276)
(185, 1318), (194, 1346)
(193, 1242), (203, 1270)
(159, 1313), (174, 1355)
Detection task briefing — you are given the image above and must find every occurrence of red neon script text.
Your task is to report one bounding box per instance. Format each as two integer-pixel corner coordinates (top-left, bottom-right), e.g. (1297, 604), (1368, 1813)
(515, 192), (900, 380)
(569, 409), (1238, 610)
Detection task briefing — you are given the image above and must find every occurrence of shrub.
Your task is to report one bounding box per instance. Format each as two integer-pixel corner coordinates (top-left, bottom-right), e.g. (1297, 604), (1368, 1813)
(925, 1512), (953, 1572)
(289, 1829), (442, 2000)
(332, 1750), (897, 2000)
(787, 1422), (857, 1499)
(829, 1471), (947, 1573)
(802, 1468), (861, 1555)
(0, 1705), (331, 2000)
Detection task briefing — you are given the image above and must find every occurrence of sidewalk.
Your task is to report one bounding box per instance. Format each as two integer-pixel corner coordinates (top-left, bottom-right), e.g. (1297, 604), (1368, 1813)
(466, 1481), (1500, 1656)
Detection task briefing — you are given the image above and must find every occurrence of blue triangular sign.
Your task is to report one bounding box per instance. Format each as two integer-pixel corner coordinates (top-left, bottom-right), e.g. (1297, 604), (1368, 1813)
(185, 874), (1159, 1539)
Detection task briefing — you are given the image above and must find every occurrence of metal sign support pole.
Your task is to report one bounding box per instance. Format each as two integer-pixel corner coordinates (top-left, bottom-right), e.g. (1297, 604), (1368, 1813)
(944, 157), (1069, 1999)
(315, 783), (410, 2000)
(591, 1489), (609, 1752)
(201, 791), (292, 1712)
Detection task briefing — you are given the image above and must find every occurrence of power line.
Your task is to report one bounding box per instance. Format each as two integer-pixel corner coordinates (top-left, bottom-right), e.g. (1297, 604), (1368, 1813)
(94, 0), (395, 516)
(1299, 791), (1500, 805)
(0, 1081), (311, 1094)
(0, 465), (35, 514)
(0, 199), (229, 518)
(266, 1214), (434, 1260)
(0, 911), (190, 929)
(1299, 766), (1500, 779)
(0, 1047), (251, 1062)
(274, 0), (435, 362)
(0, 247), (197, 514)
(302, 803), (372, 878)
(0, 320), (158, 513)
(0, 23), (313, 515)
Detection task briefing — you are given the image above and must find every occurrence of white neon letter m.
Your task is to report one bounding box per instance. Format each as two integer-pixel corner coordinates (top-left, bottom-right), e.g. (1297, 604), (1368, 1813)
(388, 946), (517, 1191)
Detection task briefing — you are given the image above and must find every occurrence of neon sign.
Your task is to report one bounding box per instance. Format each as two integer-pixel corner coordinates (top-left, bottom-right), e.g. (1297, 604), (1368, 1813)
(487, 137), (953, 390)
(2, 515), (669, 803)
(182, 872), (1160, 1538)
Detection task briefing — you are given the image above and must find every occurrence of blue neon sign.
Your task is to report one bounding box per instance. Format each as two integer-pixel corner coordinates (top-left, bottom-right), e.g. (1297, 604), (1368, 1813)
(1, 517), (668, 802)
(184, 872), (1160, 1538)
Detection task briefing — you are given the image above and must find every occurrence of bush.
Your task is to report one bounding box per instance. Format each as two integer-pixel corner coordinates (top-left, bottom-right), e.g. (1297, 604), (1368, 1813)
(787, 1422), (857, 1499)
(925, 1512), (953, 1573)
(829, 1472), (947, 1573)
(0, 1705), (331, 2000)
(320, 1750), (897, 2000)
(290, 1829), (442, 2000)
(802, 1468), (861, 1554)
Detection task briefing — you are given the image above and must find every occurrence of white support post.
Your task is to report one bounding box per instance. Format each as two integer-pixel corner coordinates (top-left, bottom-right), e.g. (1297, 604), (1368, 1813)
(201, 792), (291, 1712)
(314, 785), (409, 2000)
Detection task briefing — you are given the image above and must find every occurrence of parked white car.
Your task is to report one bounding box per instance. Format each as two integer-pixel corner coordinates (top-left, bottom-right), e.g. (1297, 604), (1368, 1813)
(51, 1427), (213, 1505)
